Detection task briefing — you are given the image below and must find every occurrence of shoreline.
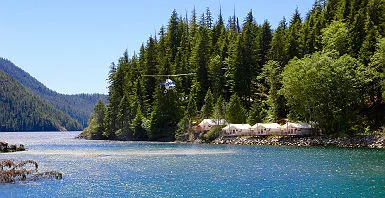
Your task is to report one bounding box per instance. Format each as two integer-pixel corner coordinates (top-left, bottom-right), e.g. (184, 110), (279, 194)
(211, 135), (385, 149)
(78, 132), (385, 149)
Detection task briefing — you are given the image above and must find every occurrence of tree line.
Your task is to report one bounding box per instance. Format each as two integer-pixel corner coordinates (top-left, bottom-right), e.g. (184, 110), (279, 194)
(0, 70), (82, 131)
(0, 58), (108, 128)
(82, 0), (385, 141)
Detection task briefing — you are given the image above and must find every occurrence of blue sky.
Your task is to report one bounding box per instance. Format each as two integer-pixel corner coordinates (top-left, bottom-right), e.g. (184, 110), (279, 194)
(0, 0), (314, 94)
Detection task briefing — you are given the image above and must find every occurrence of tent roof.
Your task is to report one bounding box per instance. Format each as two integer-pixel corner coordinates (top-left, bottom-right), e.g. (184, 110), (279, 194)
(251, 123), (281, 129)
(286, 122), (312, 128)
(199, 119), (228, 126)
(222, 124), (251, 130)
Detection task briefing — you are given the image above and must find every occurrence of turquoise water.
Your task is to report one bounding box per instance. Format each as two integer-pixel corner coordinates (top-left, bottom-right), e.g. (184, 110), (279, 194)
(1, 132), (385, 197)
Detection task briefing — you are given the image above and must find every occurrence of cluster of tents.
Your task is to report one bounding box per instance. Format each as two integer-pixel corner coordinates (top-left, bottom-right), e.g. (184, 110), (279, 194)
(195, 119), (318, 137)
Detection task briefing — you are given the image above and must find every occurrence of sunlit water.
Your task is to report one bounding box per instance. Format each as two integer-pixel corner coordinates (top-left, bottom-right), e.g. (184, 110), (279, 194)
(1, 132), (385, 197)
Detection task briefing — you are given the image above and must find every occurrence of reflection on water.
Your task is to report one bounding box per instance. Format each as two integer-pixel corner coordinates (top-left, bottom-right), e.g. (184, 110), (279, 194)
(1, 132), (385, 197)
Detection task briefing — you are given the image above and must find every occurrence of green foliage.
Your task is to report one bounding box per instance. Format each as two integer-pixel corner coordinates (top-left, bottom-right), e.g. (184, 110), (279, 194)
(226, 94), (247, 124)
(213, 95), (226, 122)
(263, 60), (287, 121)
(0, 70), (82, 132)
(149, 88), (183, 141)
(268, 18), (288, 64)
(208, 55), (225, 98)
(201, 126), (222, 142)
(370, 38), (385, 99)
(0, 58), (107, 128)
(259, 20), (273, 67)
(131, 105), (148, 140)
(81, 99), (106, 139)
(321, 21), (349, 55)
(301, 1), (324, 55)
(185, 82), (199, 120)
(190, 24), (211, 109)
(85, 1), (385, 141)
(287, 8), (303, 60)
(200, 89), (214, 119)
(226, 11), (260, 108)
(247, 99), (268, 124)
(175, 116), (190, 141)
(281, 51), (371, 134)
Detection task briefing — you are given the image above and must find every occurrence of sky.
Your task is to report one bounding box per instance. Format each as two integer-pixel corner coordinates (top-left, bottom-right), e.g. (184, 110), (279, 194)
(0, 0), (314, 95)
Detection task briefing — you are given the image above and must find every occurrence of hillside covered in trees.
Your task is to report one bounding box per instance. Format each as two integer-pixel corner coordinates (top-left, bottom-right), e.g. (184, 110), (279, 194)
(0, 58), (108, 127)
(0, 70), (82, 131)
(82, 0), (385, 141)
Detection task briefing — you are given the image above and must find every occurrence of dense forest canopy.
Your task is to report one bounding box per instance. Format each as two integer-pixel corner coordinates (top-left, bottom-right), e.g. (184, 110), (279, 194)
(0, 70), (82, 131)
(82, 0), (385, 141)
(0, 58), (108, 127)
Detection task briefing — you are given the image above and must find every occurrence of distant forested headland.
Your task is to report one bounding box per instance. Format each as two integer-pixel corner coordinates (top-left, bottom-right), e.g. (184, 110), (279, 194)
(0, 70), (81, 131)
(0, 58), (107, 131)
(82, 0), (385, 141)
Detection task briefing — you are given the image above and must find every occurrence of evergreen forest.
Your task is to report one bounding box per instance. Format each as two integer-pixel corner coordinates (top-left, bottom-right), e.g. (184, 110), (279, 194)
(82, 0), (385, 141)
(0, 70), (82, 131)
(0, 58), (108, 128)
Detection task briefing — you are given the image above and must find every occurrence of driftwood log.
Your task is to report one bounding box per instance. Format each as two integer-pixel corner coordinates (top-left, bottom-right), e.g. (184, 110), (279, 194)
(0, 159), (62, 183)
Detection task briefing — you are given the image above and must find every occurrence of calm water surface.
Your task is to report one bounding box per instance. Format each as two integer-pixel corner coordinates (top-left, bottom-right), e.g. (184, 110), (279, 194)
(1, 132), (385, 197)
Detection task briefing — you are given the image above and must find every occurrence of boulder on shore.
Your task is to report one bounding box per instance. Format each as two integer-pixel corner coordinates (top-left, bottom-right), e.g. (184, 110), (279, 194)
(0, 141), (26, 153)
(213, 135), (385, 149)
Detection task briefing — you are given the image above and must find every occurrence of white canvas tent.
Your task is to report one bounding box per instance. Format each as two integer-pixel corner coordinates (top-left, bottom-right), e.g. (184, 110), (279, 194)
(251, 123), (282, 135)
(282, 122), (313, 135)
(197, 119), (228, 132)
(222, 124), (252, 136)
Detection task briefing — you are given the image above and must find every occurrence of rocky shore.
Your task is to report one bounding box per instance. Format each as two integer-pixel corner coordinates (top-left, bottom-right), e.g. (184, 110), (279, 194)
(212, 135), (385, 149)
(0, 141), (25, 153)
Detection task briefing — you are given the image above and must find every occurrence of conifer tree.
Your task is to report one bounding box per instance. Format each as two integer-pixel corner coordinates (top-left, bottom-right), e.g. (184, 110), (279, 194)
(226, 94), (246, 124)
(83, 99), (106, 139)
(175, 22), (192, 95)
(115, 95), (133, 140)
(336, 0), (351, 22)
(142, 37), (158, 114)
(205, 7), (213, 29)
(208, 55), (225, 98)
(200, 89), (214, 119)
(269, 18), (288, 65)
(227, 11), (260, 108)
(131, 104), (148, 140)
(167, 10), (182, 64)
(213, 95), (226, 124)
(190, 25), (211, 109)
(348, 8), (366, 57)
(104, 54), (129, 139)
(359, 21), (379, 65)
(263, 60), (287, 121)
(149, 87), (182, 141)
(212, 7), (226, 50)
(259, 20), (272, 67)
(190, 7), (198, 44)
(369, 38), (385, 100)
(157, 26), (171, 75)
(287, 8), (303, 60)
(85, 2), (385, 139)
(302, 2), (325, 55)
(247, 99), (267, 125)
(324, 0), (340, 22)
